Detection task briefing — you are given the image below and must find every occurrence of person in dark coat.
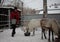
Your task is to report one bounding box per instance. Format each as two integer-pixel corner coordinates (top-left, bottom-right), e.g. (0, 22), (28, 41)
(10, 7), (19, 37)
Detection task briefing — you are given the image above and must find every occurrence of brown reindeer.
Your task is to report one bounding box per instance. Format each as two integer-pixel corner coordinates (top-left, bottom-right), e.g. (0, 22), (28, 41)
(40, 18), (60, 42)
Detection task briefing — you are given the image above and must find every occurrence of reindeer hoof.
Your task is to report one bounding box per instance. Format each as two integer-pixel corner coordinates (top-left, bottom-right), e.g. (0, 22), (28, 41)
(48, 40), (50, 42)
(45, 37), (47, 39)
(41, 37), (43, 40)
(52, 39), (54, 42)
(48, 39), (50, 42)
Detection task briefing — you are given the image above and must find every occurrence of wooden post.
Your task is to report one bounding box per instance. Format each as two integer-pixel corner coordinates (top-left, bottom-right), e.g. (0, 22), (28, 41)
(43, 0), (47, 18)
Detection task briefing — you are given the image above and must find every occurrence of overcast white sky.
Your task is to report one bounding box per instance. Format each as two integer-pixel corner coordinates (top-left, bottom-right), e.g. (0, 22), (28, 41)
(21, 0), (60, 10)
(3, 0), (60, 10)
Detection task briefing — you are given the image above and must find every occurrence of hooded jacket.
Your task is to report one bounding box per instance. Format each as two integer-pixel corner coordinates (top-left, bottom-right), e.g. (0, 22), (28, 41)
(10, 10), (19, 24)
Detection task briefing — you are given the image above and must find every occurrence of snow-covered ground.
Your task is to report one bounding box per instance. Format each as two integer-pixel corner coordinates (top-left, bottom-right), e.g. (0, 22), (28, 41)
(0, 27), (54, 42)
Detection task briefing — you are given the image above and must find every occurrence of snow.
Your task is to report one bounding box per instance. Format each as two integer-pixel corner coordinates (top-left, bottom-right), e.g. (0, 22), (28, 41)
(39, 10), (60, 14)
(0, 27), (54, 42)
(39, 7), (60, 14)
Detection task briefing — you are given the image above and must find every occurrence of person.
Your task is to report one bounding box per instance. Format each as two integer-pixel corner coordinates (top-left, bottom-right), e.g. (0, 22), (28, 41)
(10, 7), (19, 37)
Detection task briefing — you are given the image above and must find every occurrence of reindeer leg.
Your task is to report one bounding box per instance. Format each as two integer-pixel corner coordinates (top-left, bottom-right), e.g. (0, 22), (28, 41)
(58, 29), (60, 39)
(32, 28), (35, 36)
(41, 28), (43, 39)
(52, 31), (54, 42)
(44, 30), (47, 39)
(48, 29), (50, 42)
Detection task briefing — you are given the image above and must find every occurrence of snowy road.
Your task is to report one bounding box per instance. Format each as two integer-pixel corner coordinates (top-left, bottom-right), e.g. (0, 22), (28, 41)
(0, 27), (53, 42)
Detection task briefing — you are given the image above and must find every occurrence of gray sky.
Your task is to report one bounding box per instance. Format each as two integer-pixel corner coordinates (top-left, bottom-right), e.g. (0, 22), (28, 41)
(3, 0), (60, 10)
(21, 0), (60, 10)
